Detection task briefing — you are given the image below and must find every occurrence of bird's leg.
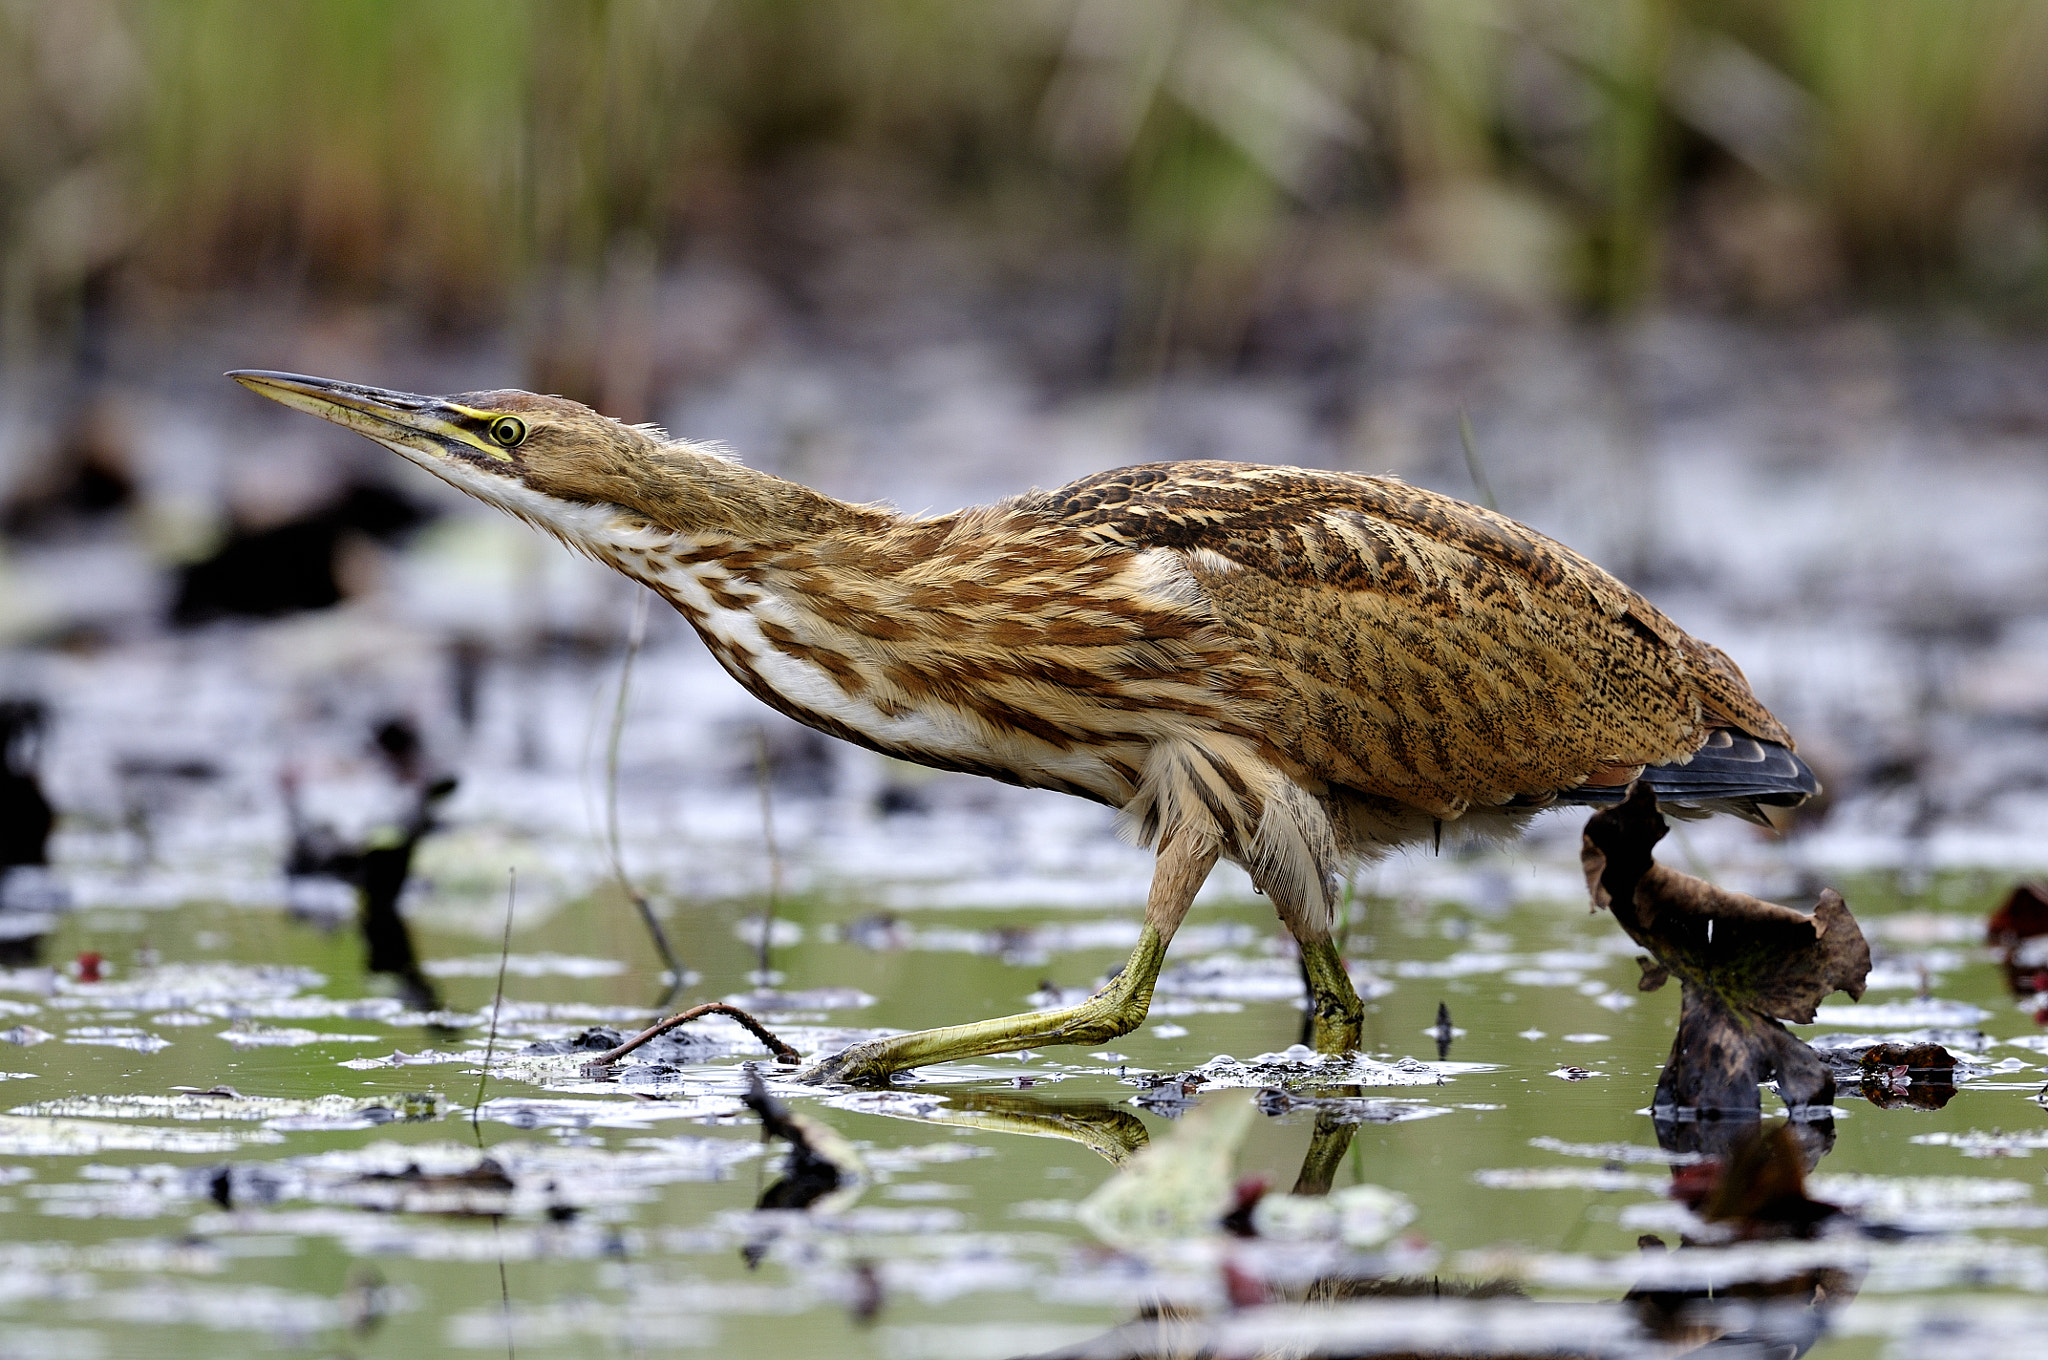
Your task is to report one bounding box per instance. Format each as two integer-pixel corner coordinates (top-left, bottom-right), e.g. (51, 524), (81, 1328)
(802, 831), (1219, 1086)
(1298, 936), (1364, 1054)
(1291, 1108), (1360, 1195)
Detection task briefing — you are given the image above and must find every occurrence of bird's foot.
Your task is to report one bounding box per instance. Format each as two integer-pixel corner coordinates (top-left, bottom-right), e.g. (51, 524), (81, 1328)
(1299, 937), (1365, 1055)
(799, 1038), (907, 1087)
(801, 925), (1171, 1085)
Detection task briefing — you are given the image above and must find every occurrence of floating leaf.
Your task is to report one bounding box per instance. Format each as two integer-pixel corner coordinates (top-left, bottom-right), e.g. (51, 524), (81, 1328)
(195, 996), (406, 1022)
(720, 987), (874, 1014)
(1528, 1137), (1702, 1167)
(1155, 953), (1392, 1003)
(1824, 1041), (1961, 1109)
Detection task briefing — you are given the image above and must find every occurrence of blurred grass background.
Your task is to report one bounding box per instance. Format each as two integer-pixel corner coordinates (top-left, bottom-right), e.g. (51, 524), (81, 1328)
(5, 0), (2048, 396)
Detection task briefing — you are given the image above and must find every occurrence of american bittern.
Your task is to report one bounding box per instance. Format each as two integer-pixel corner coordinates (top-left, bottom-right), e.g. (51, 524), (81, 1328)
(230, 371), (1817, 1084)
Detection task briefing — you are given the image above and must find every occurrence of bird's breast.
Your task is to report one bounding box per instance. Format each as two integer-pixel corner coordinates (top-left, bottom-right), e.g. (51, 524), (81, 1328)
(634, 551), (1149, 804)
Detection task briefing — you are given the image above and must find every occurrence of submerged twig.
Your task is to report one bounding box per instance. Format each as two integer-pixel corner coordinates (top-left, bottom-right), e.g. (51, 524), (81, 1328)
(606, 589), (684, 989)
(739, 1068), (866, 1237)
(581, 1002), (799, 1075)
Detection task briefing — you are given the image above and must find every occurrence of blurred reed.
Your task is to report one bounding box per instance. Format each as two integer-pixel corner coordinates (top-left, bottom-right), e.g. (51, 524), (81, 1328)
(3, 0), (2047, 377)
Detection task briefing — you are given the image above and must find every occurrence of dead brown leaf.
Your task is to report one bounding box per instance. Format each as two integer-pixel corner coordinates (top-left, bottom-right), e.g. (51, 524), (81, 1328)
(1583, 784), (1870, 1115)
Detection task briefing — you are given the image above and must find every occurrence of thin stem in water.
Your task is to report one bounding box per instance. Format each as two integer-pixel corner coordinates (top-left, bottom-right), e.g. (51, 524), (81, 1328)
(606, 589), (683, 988)
(472, 868), (516, 1148)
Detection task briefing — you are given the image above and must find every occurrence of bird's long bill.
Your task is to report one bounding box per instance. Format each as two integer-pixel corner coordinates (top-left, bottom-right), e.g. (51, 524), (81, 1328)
(227, 369), (516, 474)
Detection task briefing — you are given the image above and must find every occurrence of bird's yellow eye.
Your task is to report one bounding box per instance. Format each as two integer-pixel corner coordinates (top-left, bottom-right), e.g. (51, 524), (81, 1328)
(489, 415), (527, 448)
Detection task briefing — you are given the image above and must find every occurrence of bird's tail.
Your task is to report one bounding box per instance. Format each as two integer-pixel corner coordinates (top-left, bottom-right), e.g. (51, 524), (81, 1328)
(1555, 730), (1820, 828)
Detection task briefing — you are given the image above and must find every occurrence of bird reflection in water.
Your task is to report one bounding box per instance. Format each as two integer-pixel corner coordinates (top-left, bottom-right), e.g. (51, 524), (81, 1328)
(283, 717), (456, 1015)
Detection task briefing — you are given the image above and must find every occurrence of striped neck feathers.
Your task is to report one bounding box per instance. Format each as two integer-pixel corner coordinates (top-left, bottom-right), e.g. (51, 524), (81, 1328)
(488, 425), (892, 562)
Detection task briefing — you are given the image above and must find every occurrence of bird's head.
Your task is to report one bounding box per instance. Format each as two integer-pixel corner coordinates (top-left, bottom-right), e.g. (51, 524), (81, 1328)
(227, 370), (759, 549)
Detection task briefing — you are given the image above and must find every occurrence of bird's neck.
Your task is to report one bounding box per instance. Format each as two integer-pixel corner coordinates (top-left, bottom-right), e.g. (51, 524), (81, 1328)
(570, 448), (918, 710)
(614, 443), (890, 545)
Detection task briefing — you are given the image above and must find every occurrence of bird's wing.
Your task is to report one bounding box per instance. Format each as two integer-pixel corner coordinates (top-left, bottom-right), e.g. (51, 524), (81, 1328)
(1051, 462), (1789, 818)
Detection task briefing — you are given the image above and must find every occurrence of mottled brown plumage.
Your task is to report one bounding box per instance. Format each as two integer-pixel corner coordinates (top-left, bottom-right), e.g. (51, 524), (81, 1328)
(229, 371), (1816, 1083)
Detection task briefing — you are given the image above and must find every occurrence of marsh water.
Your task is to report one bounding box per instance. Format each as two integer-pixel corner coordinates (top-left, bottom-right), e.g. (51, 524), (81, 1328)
(1, 641), (2045, 1359)
(8, 305), (2048, 1356)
